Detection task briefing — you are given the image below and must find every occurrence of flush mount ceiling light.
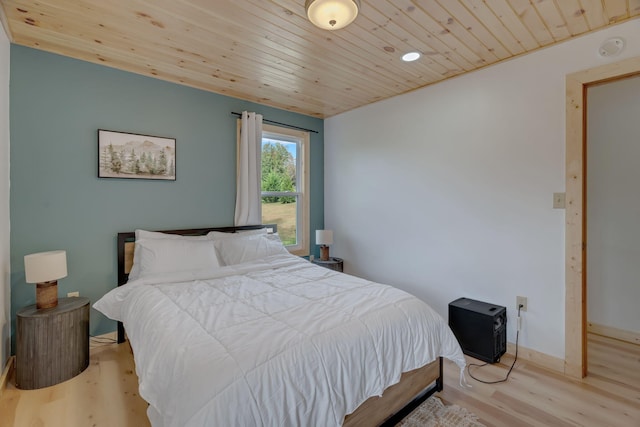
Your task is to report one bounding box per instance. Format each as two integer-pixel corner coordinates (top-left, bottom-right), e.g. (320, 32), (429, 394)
(402, 52), (421, 62)
(305, 0), (361, 30)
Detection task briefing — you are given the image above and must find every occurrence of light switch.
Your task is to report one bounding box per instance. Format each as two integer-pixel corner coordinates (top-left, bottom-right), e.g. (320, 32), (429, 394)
(553, 192), (566, 209)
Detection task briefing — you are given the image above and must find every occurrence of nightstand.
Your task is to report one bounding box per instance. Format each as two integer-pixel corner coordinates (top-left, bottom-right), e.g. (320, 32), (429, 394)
(16, 297), (90, 390)
(312, 257), (344, 272)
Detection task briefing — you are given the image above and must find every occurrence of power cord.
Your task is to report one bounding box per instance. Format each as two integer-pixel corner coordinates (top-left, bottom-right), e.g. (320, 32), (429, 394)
(466, 304), (523, 384)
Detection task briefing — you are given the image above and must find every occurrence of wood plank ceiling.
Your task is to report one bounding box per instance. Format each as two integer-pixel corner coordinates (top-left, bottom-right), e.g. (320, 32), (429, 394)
(1, 0), (638, 118)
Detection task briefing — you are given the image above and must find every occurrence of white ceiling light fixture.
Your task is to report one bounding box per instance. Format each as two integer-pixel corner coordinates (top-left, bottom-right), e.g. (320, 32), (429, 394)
(402, 52), (421, 62)
(305, 0), (361, 31)
(598, 37), (625, 58)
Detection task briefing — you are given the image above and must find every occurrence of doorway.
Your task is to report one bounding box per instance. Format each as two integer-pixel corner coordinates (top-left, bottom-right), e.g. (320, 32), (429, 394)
(585, 75), (640, 345)
(564, 57), (640, 378)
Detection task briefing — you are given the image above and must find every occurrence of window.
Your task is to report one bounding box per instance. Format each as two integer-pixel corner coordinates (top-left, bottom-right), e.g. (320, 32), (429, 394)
(261, 124), (310, 256)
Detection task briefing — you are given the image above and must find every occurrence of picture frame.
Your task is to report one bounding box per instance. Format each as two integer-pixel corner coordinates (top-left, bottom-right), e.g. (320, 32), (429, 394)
(98, 129), (176, 181)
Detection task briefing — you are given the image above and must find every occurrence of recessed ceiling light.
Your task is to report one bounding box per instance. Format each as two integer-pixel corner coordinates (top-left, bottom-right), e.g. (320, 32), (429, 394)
(402, 52), (421, 62)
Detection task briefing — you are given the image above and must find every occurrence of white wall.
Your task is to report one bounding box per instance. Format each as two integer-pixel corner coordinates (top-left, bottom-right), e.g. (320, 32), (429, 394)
(587, 75), (640, 334)
(0, 23), (10, 368)
(325, 19), (640, 360)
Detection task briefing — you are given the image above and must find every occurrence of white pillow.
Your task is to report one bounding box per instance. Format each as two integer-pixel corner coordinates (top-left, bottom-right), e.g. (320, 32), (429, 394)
(265, 232), (282, 243)
(134, 238), (220, 279)
(206, 229), (281, 243)
(129, 230), (211, 281)
(214, 234), (289, 266)
(236, 227), (282, 243)
(206, 230), (239, 240)
(207, 228), (272, 240)
(235, 227), (274, 236)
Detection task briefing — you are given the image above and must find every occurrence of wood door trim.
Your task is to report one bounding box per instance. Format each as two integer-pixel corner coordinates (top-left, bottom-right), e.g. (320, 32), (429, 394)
(565, 56), (640, 379)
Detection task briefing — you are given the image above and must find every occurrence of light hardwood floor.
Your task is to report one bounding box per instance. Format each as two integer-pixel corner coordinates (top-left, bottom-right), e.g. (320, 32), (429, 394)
(0, 334), (638, 427)
(0, 338), (150, 427)
(439, 333), (640, 427)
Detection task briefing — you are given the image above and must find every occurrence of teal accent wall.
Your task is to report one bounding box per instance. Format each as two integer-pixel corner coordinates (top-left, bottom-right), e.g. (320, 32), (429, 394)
(9, 46), (324, 346)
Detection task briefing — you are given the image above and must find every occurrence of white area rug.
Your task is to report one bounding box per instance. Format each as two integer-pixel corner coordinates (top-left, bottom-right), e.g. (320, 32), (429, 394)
(397, 396), (486, 427)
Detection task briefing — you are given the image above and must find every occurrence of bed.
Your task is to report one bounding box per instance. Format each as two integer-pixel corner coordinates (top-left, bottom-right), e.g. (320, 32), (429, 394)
(94, 225), (466, 427)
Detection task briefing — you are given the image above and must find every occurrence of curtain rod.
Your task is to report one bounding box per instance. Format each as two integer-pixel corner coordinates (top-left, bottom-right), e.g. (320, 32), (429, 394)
(231, 112), (319, 134)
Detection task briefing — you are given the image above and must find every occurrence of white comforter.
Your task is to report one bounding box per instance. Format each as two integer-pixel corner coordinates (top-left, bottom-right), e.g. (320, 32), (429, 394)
(95, 254), (466, 427)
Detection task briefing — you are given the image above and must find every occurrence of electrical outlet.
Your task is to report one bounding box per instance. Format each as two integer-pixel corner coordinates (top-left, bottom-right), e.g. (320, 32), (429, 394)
(67, 291), (80, 297)
(309, 254), (315, 262)
(516, 296), (527, 312)
(553, 192), (566, 209)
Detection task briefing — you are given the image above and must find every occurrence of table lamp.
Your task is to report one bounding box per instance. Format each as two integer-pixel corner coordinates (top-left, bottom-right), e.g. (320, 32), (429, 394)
(316, 230), (333, 261)
(24, 250), (67, 309)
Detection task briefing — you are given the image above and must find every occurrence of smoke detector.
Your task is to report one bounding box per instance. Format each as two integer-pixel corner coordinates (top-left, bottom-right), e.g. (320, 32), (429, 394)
(598, 37), (625, 58)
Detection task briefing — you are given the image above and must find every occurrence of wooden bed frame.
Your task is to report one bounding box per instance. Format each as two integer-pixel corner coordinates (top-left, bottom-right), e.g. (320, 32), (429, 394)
(115, 225), (443, 426)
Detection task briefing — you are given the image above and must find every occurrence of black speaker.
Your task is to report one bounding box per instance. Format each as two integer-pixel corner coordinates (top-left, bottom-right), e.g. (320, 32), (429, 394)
(448, 297), (506, 364)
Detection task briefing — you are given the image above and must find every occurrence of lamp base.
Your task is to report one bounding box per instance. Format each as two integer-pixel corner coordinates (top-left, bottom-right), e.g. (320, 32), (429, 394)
(320, 245), (330, 261)
(36, 281), (58, 309)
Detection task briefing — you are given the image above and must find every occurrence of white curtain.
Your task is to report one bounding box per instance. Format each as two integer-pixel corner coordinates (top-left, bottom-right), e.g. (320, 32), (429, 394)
(234, 111), (263, 226)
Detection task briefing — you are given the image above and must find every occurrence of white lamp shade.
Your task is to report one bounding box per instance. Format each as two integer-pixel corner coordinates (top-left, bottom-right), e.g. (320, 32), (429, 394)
(24, 250), (68, 283)
(305, 0), (360, 30)
(316, 230), (334, 246)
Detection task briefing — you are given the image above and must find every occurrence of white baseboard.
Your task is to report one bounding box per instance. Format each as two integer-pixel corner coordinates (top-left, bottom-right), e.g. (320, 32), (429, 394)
(587, 322), (640, 346)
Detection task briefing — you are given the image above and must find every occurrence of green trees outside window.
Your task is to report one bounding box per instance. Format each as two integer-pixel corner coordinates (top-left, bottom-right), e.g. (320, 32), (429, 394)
(261, 139), (298, 245)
